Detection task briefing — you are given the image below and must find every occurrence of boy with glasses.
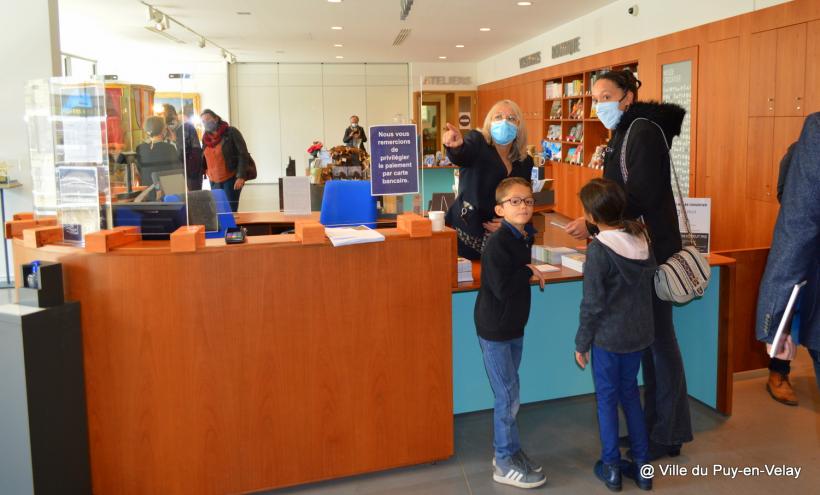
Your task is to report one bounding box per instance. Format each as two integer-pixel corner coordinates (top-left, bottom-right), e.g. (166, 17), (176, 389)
(474, 177), (546, 488)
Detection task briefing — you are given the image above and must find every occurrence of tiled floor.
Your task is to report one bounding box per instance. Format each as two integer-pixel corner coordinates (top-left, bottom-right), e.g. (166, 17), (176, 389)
(263, 351), (819, 494)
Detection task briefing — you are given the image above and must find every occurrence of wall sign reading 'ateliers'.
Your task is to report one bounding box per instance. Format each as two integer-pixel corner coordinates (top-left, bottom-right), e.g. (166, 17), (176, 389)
(422, 76), (473, 86)
(370, 124), (419, 196)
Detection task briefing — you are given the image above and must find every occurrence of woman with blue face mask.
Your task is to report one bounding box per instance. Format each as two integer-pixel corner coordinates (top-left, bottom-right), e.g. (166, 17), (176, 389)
(565, 70), (692, 466)
(442, 100), (534, 260)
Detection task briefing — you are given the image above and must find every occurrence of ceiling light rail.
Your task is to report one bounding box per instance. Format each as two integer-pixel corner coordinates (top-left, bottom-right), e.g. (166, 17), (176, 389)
(141, 1), (238, 63)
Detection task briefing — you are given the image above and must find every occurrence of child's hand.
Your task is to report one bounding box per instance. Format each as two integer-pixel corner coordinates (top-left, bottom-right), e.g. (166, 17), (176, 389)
(527, 264), (546, 290)
(575, 351), (589, 369)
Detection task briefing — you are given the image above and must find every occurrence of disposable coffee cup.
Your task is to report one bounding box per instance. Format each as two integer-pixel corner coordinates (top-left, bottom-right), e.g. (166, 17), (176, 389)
(428, 211), (445, 232)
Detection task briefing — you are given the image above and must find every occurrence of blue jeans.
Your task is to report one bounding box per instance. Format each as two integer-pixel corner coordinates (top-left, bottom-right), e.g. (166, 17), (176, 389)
(592, 345), (650, 465)
(478, 336), (523, 464)
(210, 175), (242, 212)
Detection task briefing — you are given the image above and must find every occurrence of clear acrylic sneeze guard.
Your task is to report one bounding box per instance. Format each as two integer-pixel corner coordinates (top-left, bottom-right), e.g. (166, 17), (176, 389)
(25, 77), (113, 245)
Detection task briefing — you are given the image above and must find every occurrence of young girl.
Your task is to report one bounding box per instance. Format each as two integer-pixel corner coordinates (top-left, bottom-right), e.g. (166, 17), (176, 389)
(574, 178), (656, 491)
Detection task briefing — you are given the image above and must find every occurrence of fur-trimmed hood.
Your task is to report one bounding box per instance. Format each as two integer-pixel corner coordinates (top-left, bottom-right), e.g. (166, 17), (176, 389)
(616, 101), (686, 147)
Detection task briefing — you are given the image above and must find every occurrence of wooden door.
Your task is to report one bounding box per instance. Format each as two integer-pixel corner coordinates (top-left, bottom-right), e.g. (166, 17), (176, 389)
(748, 30), (777, 117)
(745, 117), (774, 201)
(805, 20), (820, 115)
(774, 23), (807, 117)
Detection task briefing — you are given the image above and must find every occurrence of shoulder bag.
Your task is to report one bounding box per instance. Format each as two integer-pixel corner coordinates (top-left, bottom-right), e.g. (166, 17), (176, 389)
(620, 117), (710, 304)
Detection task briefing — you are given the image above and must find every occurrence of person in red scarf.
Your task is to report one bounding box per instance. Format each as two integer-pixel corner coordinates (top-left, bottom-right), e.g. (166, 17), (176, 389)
(201, 109), (251, 212)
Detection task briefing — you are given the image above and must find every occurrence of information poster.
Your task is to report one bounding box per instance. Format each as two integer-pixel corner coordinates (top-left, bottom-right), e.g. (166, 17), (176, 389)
(282, 176), (312, 216)
(369, 124), (419, 196)
(662, 60), (692, 197)
(676, 197), (711, 253)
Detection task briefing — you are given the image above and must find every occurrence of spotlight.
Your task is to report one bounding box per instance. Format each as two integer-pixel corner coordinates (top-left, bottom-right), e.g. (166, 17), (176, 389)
(198, 37), (206, 48)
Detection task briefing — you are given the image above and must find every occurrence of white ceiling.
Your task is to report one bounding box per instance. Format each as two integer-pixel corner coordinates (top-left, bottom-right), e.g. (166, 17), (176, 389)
(59, 0), (618, 64)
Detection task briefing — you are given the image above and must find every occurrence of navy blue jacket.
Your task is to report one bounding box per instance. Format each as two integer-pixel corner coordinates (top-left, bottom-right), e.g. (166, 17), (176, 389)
(756, 112), (820, 351)
(474, 220), (536, 341)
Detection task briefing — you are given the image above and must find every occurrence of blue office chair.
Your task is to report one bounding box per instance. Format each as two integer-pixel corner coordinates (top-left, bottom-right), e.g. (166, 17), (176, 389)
(208, 188), (237, 238)
(319, 180), (377, 228)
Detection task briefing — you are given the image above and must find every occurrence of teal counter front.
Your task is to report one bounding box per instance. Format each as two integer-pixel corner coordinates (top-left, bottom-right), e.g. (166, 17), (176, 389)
(451, 256), (736, 416)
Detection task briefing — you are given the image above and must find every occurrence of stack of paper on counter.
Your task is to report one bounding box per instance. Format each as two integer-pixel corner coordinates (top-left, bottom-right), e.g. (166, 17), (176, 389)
(561, 253), (586, 273)
(457, 257), (474, 283)
(324, 225), (385, 247)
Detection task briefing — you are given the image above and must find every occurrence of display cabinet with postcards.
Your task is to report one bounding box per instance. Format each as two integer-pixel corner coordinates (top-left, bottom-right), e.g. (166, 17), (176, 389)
(25, 77), (112, 244)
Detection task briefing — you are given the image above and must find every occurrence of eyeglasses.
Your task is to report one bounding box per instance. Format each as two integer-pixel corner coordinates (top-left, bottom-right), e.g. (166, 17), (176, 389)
(492, 113), (519, 124)
(499, 197), (535, 207)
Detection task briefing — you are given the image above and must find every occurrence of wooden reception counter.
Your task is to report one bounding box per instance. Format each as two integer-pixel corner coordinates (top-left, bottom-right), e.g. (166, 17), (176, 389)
(9, 215), (455, 495)
(7, 211), (738, 494)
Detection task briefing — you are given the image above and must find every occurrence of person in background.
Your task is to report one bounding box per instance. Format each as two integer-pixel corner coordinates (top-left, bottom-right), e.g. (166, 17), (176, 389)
(342, 115), (367, 151)
(200, 109), (251, 212)
(565, 69), (690, 461)
(575, 178), (656, 492)
(442, 100), (533, 260)
(163, 104), (203, 191)
(134, 116), (181, 191)
(475, 177), (546, 489)
(756, 112), (820, 393)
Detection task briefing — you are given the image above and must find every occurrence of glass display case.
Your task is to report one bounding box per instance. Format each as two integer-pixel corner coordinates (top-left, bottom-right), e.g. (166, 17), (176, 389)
(24, 77), (112, 244)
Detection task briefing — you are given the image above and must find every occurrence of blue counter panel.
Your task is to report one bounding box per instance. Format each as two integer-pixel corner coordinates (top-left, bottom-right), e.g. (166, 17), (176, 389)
(452, 266), (721, 414)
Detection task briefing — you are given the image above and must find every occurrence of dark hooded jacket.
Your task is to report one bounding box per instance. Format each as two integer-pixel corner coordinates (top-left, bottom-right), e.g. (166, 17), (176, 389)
(575, 239), (657, 354)
(599, 101), (686, 263)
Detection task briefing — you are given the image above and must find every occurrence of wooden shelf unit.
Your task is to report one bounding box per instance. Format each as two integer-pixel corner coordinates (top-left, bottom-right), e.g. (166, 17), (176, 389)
(540, 62), (638, 217)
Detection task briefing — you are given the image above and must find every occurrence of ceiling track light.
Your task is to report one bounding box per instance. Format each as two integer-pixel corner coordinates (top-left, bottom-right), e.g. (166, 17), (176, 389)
(141, 1), (237, 62)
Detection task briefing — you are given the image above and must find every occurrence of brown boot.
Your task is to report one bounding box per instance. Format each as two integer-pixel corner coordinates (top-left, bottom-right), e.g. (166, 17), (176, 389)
(767, 371), (799, 406)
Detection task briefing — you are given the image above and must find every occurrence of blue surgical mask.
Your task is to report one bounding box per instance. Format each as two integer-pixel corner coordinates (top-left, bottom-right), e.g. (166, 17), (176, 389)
(595, 101), (624, 130)
(490, 120), (518, 145)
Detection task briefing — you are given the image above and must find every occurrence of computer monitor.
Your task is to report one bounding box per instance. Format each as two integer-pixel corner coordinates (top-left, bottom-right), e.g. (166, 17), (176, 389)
(112, 202), (187, 240)
(153, 170), (186, 197)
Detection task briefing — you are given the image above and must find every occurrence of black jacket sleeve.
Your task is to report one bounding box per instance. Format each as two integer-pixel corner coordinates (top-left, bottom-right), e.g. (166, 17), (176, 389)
(230, 127), (251, 179)
(445, 130), (483, 168)
(575, 242), (609, 353)
(623, 122), (670, 220)
(482, 238), (532, 302)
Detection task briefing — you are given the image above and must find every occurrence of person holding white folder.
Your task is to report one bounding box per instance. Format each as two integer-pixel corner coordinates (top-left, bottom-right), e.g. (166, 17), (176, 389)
(756, 112), (820, 392)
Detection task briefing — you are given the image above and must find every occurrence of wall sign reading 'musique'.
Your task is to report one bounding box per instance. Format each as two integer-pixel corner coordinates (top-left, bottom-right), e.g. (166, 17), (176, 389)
(552, 37), (581, 59)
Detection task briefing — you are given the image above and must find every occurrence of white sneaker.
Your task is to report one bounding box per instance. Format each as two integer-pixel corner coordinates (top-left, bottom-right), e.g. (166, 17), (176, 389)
(494, 451), (544, 473)
(493, 456), (546, 489)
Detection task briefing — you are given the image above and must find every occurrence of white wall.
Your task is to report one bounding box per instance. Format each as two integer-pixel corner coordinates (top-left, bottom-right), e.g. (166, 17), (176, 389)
(0, 0), (61, 285)
(476, 0), (791, 84)
(230, 63), (409, 184)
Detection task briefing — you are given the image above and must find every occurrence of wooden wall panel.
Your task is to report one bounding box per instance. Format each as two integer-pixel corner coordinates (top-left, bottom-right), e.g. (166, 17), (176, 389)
(12, 234), (455, 495)
(700, 36), (747, 251)
(746, 117), (775, 201)
(748, 30), (777, 117)
(714, 248), (771, 373)
(774, 23), (807, 117)
(805, 20), (820, 114)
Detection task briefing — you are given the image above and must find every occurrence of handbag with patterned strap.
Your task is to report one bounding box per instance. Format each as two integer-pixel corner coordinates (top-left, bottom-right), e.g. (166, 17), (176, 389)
(620, 117), (710, 304)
